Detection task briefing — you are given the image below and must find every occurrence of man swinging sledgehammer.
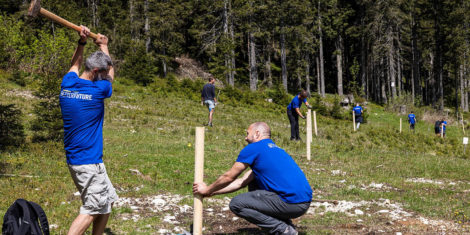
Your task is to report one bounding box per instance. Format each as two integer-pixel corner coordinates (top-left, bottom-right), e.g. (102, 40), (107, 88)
(59, 26), (118, 235)
(193, 122), (312, 235)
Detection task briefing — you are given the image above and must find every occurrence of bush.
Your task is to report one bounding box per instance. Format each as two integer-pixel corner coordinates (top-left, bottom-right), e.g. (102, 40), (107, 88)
(120, 45), (157, 86)
(330, 95), (343, 119)
(30, 74), (63, 142)
(266, 84), (290, 105)
(0, 104), (25, 151)
(310, 93), (328, 116)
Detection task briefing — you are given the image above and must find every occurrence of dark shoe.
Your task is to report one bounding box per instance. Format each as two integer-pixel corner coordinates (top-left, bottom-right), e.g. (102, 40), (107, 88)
(283, 225), (298, 235)
(209, 122), (213, 127)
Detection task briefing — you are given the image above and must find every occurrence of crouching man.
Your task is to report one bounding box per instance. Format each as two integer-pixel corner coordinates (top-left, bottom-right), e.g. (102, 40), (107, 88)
(59, 26), (118, 235)
(193, 122), (312, 235)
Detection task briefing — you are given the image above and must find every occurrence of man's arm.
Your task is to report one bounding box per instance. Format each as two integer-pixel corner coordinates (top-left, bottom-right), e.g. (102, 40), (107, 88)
(211, 170), (254, 196)
(193, 162), (249, 197)
(94, 34), (115, 82)
(295, 108), (305, 119)
(68, 26), (90, 74)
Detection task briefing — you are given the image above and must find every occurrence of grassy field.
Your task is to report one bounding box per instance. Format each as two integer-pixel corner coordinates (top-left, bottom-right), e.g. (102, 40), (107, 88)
(1, 71), (470, 234)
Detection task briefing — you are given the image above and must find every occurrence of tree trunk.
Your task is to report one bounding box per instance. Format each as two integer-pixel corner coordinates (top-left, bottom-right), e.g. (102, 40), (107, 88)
(411, 9), (420, 105)
(316, 56), (320, 95)
(144, 0), (150, 53)
(388, 29), (396, 100)
(318, 1), (325, 97)
(360, 22), (367, 98)
(223, 0), (231, 85)
(229, 2), (235, 86)
(381, 58), (388, 104)
(305, 54), (310, 94)
(265, 48), (272, 88)
(429, 52), (435, 107)
(249, 32), (258, 91)
(336, 34), (343, 96)
(280, 32), (287, 91)
(162, 48), (167, 78)
(297, 72), (302, 91)
(461, 65), (465, 111)
(130, 0), (136, 40)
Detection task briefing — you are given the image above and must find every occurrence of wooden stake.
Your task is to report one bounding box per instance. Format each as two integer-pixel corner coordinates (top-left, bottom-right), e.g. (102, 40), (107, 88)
(193, 127), (205, 235)
(441, 124), (444, 138)
(400, 118), (402, 133)
(352, 110), (356, 132)
(461, 113), (466, 135)
(314, 111), (318, 136)
(306, 109), (312, 161)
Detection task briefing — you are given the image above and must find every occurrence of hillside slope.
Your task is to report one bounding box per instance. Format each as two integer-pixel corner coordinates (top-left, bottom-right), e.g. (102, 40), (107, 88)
(1, 73), (469, 234)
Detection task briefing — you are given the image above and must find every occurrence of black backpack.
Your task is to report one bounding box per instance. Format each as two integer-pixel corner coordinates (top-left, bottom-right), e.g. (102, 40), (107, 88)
(435, 120), (441, 128)
(2, 199), (49, 235)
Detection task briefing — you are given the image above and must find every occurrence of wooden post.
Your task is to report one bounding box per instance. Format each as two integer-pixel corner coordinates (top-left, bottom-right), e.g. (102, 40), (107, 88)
(441, 124), (444, 138)
(352, 110), (356, 132)
(306, 109), (312, 161)
(193, 127), (205, 235)
(461, 113), (466, 135)
(313, 111), (318, 136)
(400, 118), (402, 133)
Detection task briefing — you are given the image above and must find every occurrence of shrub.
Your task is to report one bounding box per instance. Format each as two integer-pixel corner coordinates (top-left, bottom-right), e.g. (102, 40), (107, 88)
(330, 95), (343, 119)
(30, 74), (63, 142)
(120, 45), (157, 86)
(0, 104), (25, 151)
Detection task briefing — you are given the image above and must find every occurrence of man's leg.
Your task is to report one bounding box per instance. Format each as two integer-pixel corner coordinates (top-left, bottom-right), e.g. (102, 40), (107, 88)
(209, 109), (214, 125)
(92, 213), (110, 235)
(68, 214), (95, 235)
(287, 110), (296, 140)
(294, 114), (300, 140)
(229, 190), (310, 234)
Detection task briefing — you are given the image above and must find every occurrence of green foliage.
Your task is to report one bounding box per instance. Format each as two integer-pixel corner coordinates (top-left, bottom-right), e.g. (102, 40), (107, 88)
(30, 74), (63, 142)
(266, 84), (290, 105)
(330, 95), (343, 119)
(0, 103), (25, 151)
(310, 93), (328, 116)
(7, 70), (26, 87)
(120, 45), (157, 86)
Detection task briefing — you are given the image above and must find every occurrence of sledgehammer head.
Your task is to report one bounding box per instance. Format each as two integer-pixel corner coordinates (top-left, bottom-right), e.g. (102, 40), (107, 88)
(28, 0), (41, 17)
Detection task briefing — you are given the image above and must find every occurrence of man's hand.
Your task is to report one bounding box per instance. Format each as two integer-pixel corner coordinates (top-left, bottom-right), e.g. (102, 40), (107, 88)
(307, 105), (313, 109)
(301, 115), (306, 119)
(94, 34), (109, 46)
(78, 26), (90, 43)
(193, 182), (210, 196)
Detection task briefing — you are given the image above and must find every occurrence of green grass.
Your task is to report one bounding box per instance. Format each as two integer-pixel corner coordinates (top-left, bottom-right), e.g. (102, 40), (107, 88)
(1, 71), (470, 233)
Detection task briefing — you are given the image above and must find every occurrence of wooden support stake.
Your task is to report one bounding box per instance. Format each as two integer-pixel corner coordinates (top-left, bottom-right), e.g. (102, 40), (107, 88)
(352, 110), (356, 132)
(193, 127), (205, 235)
(314, 111), (318, 136)
(400, 118), (402, 133)
(441, 125), (444, 138)
(461, 113), (466, 135)
(306, 109), (312, 161)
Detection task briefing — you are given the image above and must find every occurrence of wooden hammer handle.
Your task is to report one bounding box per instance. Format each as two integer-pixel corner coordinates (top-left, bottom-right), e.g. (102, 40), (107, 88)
(39, 8), (98, 40)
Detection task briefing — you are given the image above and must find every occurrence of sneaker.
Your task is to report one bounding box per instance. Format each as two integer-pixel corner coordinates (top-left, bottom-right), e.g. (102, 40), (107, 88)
(209, 122), (213, 127)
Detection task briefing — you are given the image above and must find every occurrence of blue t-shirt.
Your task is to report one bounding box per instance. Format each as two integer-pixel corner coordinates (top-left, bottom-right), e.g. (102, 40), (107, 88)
(236, 139), (312, 203)
(59, 72), (112, 165)
(408, 114), (416, 124)
(353, 106), (363, 115)
(287, 95), (307, 110)
(442, 121), (447, 131)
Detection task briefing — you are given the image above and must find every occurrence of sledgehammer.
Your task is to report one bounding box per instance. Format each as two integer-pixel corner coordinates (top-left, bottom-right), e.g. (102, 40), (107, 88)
(28, 0), (99, 40)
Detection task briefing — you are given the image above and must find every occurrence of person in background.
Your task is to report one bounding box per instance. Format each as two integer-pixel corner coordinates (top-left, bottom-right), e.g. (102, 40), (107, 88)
(408, 111), (416, 132)
(353, 104), (363, 130)
(441, 118), (447, 137)
(286, 90), (311, 141)
(201, 77), (217, 127)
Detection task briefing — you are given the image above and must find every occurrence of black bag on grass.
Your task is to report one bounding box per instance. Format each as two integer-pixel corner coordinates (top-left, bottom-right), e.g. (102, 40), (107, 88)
(2, 199), (49, 235)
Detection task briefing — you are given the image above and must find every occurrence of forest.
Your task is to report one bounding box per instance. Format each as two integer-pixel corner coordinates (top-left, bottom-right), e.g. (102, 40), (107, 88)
(1, 0), (470, 111)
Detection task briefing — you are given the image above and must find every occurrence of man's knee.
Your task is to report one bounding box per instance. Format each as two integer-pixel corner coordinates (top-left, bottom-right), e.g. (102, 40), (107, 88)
(229, 196), (243, 214)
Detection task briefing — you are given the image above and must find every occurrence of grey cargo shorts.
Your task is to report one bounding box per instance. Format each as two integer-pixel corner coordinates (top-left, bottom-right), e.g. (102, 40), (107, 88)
(68, 163), (118, 215)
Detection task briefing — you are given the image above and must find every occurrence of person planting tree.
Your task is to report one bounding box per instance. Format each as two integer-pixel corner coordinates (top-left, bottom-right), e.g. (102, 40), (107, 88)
(193, 122), (312, 235)
(286, 90), (312, 141)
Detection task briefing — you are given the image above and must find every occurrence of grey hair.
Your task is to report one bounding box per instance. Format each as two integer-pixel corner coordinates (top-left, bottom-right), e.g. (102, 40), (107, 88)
(85, 51), (113, 71)
(250, 122), (271, 138)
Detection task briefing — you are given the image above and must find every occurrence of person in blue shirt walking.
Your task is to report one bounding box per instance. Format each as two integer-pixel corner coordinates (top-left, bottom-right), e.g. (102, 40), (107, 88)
(408, 111), (416, 132)
(59, 26), (118, 235)
(201, 77), (217, 127)
(287, 90), (311, 141)
(353, 104), (363, 130)
(193, 122), (312, 235)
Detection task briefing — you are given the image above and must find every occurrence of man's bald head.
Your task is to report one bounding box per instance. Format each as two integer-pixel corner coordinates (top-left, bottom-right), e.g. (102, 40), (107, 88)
(245, 122), (271, 143)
